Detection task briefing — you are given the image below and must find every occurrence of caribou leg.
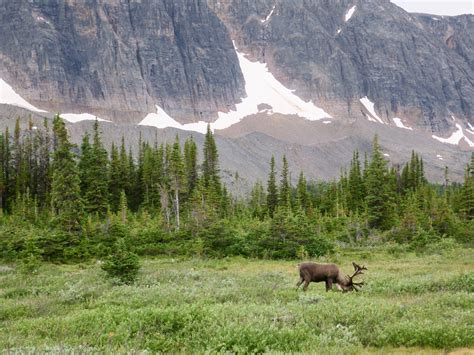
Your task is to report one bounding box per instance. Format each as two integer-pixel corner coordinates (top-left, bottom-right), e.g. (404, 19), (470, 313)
(325, 279), (333, 292)
(303, 279), (310, 291)
(296, 277), (304, 290)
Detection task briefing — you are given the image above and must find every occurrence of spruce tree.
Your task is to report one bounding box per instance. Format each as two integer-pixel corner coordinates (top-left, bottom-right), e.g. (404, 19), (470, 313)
(348, 150), (364, 213)
(169, 136), (185, 229)
(220, 185), (231, 218)
(50, 115), (83, 231)
(108, 143), (122, 212)
(266, 155), (278, 217)
(12, 118), (24, 197)
(296, 171), (308, 212)
(37, 118), (51, 208)
(184, 136), (198, 196)
(83, 120), (109, 216)
(119, 189), (128, 224)
(150, 143), (164, 209)
(78, 133), (92, 196)
(202, 124), (220, 192)
(460, 153), (474, 220)
(279, 155), (291, 209)
(3, 127), (11, 212)
(0, 133), (5, 215)
(365, 135), (395, 230)
(250, 181), (266, 219)
(141, 142), (152, 208)
(127, 146), (140, 211)
(115, 137), (132, 209)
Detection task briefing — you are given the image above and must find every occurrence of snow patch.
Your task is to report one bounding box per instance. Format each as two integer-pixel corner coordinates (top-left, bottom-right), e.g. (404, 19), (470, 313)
(384, 153), (390, 157)
(61, 113), (111, 123)
(345, 6), (356, 22)
(360, 97), (384, 124)
(437, 154), (444, 161)
(36, 15), (51, 25)
(467, 122), (474, 134)
(261, 5), (276, 24)
(0, 78), (47, 113)
(432, 123), (474, 148)
(323, 120), (332, 124)
(393, 117), (413, 130)
(139, 105), (209, 134)
(337, 28), (342, 34)
(215, 49), (331, 127)
(140, 46), (331, 134)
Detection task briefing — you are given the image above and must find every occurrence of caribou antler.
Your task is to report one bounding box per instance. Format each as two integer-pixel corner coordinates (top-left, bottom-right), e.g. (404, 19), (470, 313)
(343, 262), (367, 291)
(352, 262), (367, 273)
(347, 262), (366, 280)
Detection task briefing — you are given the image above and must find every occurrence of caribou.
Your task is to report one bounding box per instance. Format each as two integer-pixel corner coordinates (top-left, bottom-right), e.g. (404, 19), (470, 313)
(296, 262), (367, 292)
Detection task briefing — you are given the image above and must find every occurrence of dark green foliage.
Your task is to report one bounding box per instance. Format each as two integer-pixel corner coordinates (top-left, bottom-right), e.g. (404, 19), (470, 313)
(259, 208), (334, 259)
(50, 115), (84, 232)
(0, 119), (471, 262)
(184, 136), (198, 195)
(78, 133), (92, 197)
(296, 171), (308, 212)
(202, 124), (220, 193)
(366, 136), (396, 230)
(83, 120), (109, 216)
(101, 238), (140, 284)
(169, 136), (185, 229)
(458, 153), (474, 220)
(347, 150), (364, 213)
(108, 143), (122, 212)
(278, 155), (291, 209)
(266, 156), (278, 218)
(250, 181), (266, 219)
(18, 238), (42, 274)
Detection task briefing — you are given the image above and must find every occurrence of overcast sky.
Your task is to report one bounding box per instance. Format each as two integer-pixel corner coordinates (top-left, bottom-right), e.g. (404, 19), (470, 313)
(391, 0), (473, 16)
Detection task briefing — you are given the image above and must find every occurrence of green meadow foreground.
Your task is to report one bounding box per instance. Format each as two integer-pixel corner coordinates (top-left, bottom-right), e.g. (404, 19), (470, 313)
(1, 249), (473, 353)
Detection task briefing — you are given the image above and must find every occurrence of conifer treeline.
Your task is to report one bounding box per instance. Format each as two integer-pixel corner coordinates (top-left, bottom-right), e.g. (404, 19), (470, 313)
(0, 115), (473, 260)
(0, 116), (226, 228)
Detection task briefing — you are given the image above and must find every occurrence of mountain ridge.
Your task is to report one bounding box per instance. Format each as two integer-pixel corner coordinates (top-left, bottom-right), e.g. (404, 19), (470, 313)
(0, 0), (472, 186)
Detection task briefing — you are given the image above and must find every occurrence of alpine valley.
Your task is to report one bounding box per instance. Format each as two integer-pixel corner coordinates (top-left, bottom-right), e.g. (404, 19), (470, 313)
(0, 0), (473, 188)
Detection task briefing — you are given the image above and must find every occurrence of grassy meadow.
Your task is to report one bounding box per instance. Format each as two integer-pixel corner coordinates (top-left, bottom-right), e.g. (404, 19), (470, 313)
(1, 248), (473, 353)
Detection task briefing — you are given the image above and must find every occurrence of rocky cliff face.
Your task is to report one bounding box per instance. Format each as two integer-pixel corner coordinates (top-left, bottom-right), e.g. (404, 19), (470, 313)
(0, 0), (245, 123)
(209, 0), (473, 132)
(1, 0), (473, 131)
(0, 0), (472, 185)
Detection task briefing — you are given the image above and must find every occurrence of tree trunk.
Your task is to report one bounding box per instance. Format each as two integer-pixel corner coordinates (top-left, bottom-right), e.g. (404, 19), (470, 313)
(175, 187), (180, 230)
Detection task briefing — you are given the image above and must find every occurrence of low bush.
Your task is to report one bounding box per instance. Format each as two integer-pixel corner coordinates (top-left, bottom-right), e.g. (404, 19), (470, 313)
(101, 238), (141, 284)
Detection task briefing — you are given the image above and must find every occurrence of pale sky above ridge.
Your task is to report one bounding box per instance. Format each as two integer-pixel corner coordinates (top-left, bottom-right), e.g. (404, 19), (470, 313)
(391, 0), (473, 16)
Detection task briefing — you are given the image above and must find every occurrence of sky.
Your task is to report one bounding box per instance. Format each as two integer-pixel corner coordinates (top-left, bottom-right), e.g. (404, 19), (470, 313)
(391, 0), (473, 16)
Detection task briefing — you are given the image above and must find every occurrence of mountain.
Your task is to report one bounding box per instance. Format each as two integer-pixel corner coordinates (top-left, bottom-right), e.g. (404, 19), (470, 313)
(0, 0), (472, 186)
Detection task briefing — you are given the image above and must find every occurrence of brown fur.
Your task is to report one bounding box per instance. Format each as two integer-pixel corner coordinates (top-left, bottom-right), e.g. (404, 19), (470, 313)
(296, 262), (366, 292)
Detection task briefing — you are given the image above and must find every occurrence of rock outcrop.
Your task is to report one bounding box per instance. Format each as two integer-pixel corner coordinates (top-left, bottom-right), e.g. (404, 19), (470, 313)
(210, 0), (473, 132)
(0, 0), (472, 185)
(0, 0), (245, 123)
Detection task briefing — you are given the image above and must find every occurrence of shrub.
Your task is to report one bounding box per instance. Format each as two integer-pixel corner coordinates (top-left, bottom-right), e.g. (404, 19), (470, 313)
(101, 238), (140, 284)
(422, 238), (457, 255)
(18, 238), (42, 274)
(257, 208), (334, 259)
(408, 230), (440, 253)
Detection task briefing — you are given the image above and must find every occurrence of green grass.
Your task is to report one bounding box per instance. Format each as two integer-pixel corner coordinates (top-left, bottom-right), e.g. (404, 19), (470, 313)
(1, 249), (473, 353)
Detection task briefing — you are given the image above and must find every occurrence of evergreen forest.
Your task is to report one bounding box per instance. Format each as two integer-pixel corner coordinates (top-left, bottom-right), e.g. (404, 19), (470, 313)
(0, 115), (473, 264)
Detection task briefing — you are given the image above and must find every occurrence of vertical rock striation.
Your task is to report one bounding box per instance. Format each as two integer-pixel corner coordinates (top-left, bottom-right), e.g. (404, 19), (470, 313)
(0, 0), (245, 123)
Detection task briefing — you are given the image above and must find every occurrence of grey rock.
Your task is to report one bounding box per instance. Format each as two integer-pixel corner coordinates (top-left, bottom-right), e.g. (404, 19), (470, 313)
(0, 0), (245, 123)
(0, 0), (472, 191)
(211, 0), (473, 132)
